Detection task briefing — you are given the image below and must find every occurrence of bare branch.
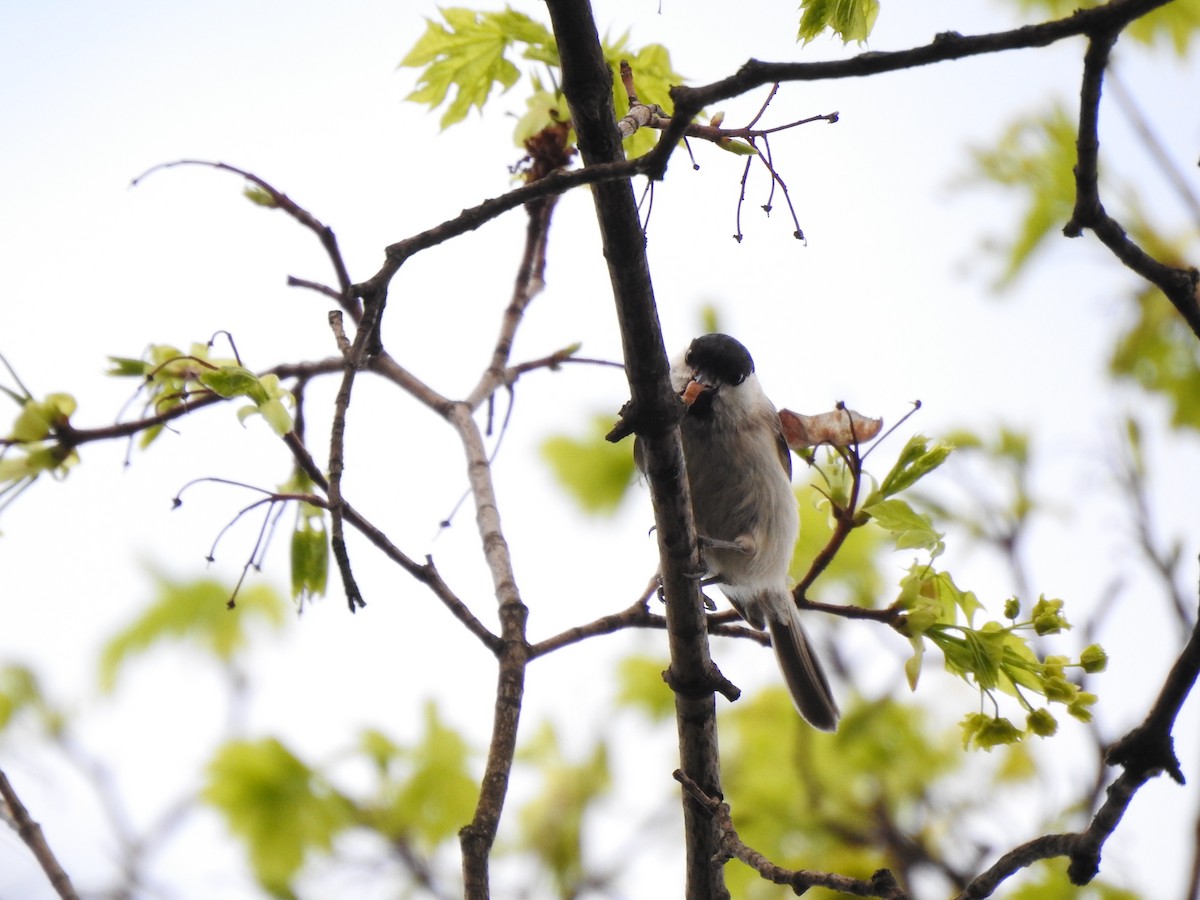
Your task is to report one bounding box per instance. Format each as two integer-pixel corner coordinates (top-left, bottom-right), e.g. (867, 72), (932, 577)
(648, 0), (1180, 178)
(674, 769), (910, 899)
(1062, 27), (1200, 341)
(465, 130), (567, 412)
(131, 159), (360, 321)
(0, 767), (80, 900)
(529, 580), (660, 659)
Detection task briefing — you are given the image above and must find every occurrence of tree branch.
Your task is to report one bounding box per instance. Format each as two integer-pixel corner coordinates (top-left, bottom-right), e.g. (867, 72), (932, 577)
(452, 394), (530, 900)
(131, 159), (360, 321)
(649, 0), (1179, 178)
(1062, 26), (1200, 338)
(956, 582), (1200, 897)
(543, 2), (732, 897)
(674, 769), (910, 899)
(0, 767), (80, 900)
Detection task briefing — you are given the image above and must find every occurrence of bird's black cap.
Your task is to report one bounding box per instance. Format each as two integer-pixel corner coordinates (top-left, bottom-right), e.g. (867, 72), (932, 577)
(685, 333), (755, 386)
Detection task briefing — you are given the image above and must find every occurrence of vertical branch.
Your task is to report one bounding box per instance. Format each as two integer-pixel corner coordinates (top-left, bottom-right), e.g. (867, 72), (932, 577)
(1063, 27), (1200, 338)
(326, 291), (386, 611)
(466, 125), (572, 412)
(542, 2), (729, 897)
(456, 171), (566, 892)
(452, 402), (529, 898)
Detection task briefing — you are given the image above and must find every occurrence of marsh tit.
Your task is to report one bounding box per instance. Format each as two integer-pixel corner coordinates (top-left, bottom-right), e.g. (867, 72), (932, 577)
(650, 333), (839, 731)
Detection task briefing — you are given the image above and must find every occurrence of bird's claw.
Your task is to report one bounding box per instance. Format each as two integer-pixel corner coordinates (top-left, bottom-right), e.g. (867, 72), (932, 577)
(697, 533), (752, 555)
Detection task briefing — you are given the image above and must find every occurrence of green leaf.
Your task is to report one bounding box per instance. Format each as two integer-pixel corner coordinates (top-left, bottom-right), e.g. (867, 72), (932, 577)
(243, 184), (278, 208)
(290, 513), (328, 602)
(106, 356), (152, 378)
(716, 137), (758, 156)
(516, 722), (611, 894)
(896, 564), (981, 627)
(1111, 287), (1200, 431)
(512, 86), (568, 148)
(200, 367), (294, 435)
(602, 38), (686, 159)
(199, 365), (268, 403)
(0, 665), (43, 731)
(863, 497), (944, 555)
(903, 635), (925, 689)
(401, 7), (554, 129)
(541, 414), (637, 514)
(1011, 0), (1200, 55)
(0, 443), (77, 484)
(10, 393), (76, 442)
(964, 106), (1078, 287)
(253, 397), (293, 436)
(928, 625), (1007, 689)
(364, 702), (478, 848)
(798, 0), (880, 45)
(873, 434), (953, 500)
(99, 574), (288, 691)
(205, 738), (352, 896)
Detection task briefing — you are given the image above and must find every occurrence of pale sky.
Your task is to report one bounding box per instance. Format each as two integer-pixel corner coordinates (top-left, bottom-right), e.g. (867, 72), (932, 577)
(1, 1), (1198, 897)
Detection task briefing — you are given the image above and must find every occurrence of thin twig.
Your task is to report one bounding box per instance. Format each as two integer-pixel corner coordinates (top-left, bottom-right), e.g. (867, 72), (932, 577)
(674, 769), (910, 898)
(132, 160), (360, 321)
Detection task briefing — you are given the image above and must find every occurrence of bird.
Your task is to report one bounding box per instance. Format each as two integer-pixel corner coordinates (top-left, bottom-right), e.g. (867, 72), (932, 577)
(655, 333), (839, 731)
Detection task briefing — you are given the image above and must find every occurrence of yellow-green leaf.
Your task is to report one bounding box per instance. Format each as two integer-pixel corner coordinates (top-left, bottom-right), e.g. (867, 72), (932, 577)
(541, 414), (637, 515)
(99, 574), (287, 691)
(205, 738), (352, 895)
(798, 0), (880, 45)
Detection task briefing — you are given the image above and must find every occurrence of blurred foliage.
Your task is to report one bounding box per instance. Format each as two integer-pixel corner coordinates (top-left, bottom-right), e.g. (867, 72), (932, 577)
(99, 573), (288, 692)
(540, 414), (637, 515)
(963, 64), (1200, 433)
(718, 690), (1141, 898)
(793, 480), (885, 605)
(0, 386), (80, 499)
(1010, 0), (1200, 54)
(722, 691), (1006, 897)
(0, 664), (52, 733)
(1003, 860), (1141, 900)
(515, 722), (612, 895)
(355, 703), (479, 849)
(1111, 285), (1200, 431)
(919, 426), (1036, 549)
(964, 104), (1079, 288)
(616, 654), (675, 721)
(205, 737), (354, 897)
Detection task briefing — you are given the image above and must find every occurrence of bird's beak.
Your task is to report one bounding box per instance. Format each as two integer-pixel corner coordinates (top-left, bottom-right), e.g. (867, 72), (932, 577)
(680, 375), (715, 408)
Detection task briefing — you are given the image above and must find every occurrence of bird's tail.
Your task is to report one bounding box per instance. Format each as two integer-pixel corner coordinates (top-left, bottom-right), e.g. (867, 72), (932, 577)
(765, 594), (839, 732)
